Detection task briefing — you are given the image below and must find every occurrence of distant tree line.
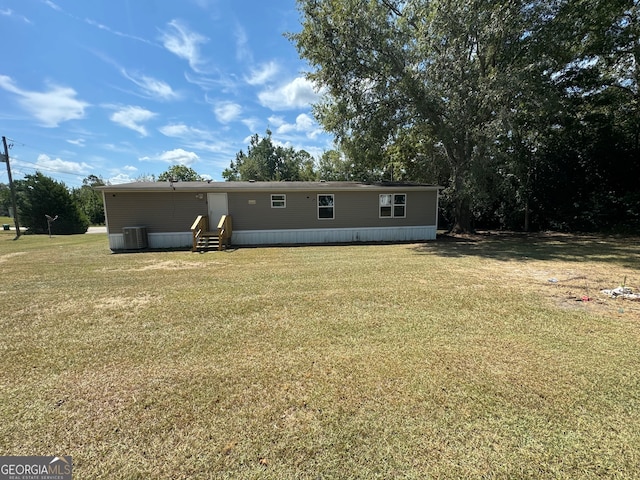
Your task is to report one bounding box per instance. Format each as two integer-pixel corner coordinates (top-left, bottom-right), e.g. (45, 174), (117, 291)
(222, 129), (317, 182)
(0, 173), (105, 234)
(0, 165), (208, 234)
(284, 0), (640, 233)
(222, 129), (385, 184)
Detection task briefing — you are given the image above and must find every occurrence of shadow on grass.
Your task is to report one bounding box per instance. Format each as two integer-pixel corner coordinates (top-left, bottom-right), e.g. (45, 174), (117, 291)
(413, 231), (640, 270)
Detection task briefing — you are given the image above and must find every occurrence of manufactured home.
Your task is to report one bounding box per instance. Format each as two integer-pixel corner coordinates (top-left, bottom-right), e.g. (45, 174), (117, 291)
(98, 181), (440, 252)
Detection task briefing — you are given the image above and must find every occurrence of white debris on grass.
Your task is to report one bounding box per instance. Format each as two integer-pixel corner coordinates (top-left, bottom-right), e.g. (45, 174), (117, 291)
(601, 287), (640, 301)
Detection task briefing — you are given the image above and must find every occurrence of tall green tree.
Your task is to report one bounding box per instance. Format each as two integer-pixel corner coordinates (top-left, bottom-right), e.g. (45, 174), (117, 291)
(17, 172), (89, 234)
(223, 130), (319, 181)
(0, 183), (10, 216)
(292, 0), (562, 232)
(317, 150), (350, 181)
(317, 149), (388, 181)
(532, 0), (640, 232)
(73, 175), (106, 225)
(136, 173), (157, 182)
(157, 165), (204, 182)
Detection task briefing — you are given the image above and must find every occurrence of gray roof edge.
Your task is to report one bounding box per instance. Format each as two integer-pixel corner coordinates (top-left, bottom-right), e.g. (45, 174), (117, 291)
(96, 181), (443, 192)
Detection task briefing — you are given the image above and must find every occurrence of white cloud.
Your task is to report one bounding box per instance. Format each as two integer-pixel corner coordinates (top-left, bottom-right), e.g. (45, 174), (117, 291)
(157, 123), (233, 155)
(0, 8), (32, 24)
(43, 1), (62, 11)
(107, 164), (143, 185)
(188, 141), (231, 153)
(0, 75), (89, 127)
(213, 102), (242, 123)
(268, 115), (286, 128)
(299, 145), (326, 159)
(101, 142), (138, 154)
(242, 117), (260, 132)
(158, 148), (199, 165)
(159, 124), (191, 137)
(35, 154), (91, 175)
(274, 113), (321, 138)
(66, 138), (85, 146)
(258, 77), (321, 111)
(184, 71), (238, 94)
(158, 123), (212, 139)
(109, 106), (156, 136)
(121, 70), (180, 100)
(141, 148), (200, 166)
(296, 114), (316, 131)
(108, 172), (136, 184)
(235, 25), (252, 62)
(246, 61), (279, 86)
(160, 19), (208, 72)
(85, 19), (154, 46)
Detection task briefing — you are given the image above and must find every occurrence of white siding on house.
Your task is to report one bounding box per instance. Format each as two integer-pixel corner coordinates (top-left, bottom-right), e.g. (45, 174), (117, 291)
(109, 232), (192, 251)
(108, 234), (124, 251)
(110, 227), (435, 250)
(231, 226), (437, 245)
(150, 232), (192, 249)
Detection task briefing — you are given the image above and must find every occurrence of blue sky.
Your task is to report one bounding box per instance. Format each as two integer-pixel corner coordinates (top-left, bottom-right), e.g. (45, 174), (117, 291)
(0, 0), (332, 187)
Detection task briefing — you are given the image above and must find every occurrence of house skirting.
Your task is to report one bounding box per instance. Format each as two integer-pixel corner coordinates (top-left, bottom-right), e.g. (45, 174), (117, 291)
(108, 225), (437, 251)
(232, 225), (436, 245)
(108, 231), (192, 251)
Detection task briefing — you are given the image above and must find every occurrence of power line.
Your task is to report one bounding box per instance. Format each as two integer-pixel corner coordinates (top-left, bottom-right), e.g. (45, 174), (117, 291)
(4, 165), (87, 188)
(5, 138), (26, 148)
(4, 137), (126, 187)
(12, 159), (89, 178)
(0, 138), (91, 187)
(6, 137), (50, 152)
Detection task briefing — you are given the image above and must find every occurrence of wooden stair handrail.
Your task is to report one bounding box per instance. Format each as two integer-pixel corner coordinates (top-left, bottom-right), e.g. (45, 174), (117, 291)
(191, 215), (208, 252)
(192, 214), (231, 252)
(217, 215), (232, 251)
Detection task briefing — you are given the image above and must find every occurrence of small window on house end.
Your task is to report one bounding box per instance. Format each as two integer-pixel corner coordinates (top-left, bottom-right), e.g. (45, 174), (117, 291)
(380, 193), (406, 218)
(271, 194), (286, 208)
(394, 194), (406, 217)
(379, 194), (392, 217)
(318, 194), (334, 219)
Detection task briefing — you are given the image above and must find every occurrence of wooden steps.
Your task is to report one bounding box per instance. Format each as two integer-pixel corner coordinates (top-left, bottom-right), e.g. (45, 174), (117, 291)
(195, 232), (220, 252)
(191, 215), (232, 252)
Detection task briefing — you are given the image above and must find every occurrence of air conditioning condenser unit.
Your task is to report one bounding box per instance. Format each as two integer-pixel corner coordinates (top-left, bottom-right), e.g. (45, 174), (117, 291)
(122, 226), (148, 250)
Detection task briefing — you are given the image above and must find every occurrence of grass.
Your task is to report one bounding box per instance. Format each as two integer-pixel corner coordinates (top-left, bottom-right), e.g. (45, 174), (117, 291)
(1, 232), (639, 479)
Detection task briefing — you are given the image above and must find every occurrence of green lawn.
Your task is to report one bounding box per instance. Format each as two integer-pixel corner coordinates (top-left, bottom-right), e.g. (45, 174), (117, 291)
(1, 232), (639, 478)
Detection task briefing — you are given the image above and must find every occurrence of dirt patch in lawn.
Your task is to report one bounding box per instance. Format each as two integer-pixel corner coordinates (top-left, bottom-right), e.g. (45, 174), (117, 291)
(508, 262), (637, 316)
(0, 252), (27, 264)
(95, 293), (158, 310)
(128, 260), (207, 271)
(430, 231), (640, 318)
(98, 260), (217, 273)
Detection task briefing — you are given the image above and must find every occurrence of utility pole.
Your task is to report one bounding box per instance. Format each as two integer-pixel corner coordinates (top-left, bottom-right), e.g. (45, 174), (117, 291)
(2, 136), (21, 238)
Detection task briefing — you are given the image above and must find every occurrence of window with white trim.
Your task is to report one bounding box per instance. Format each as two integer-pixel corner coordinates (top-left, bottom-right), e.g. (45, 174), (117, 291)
(380, 193), (406, 218)
(271, 194), (286, 208)
(318, 194), (334, 219)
